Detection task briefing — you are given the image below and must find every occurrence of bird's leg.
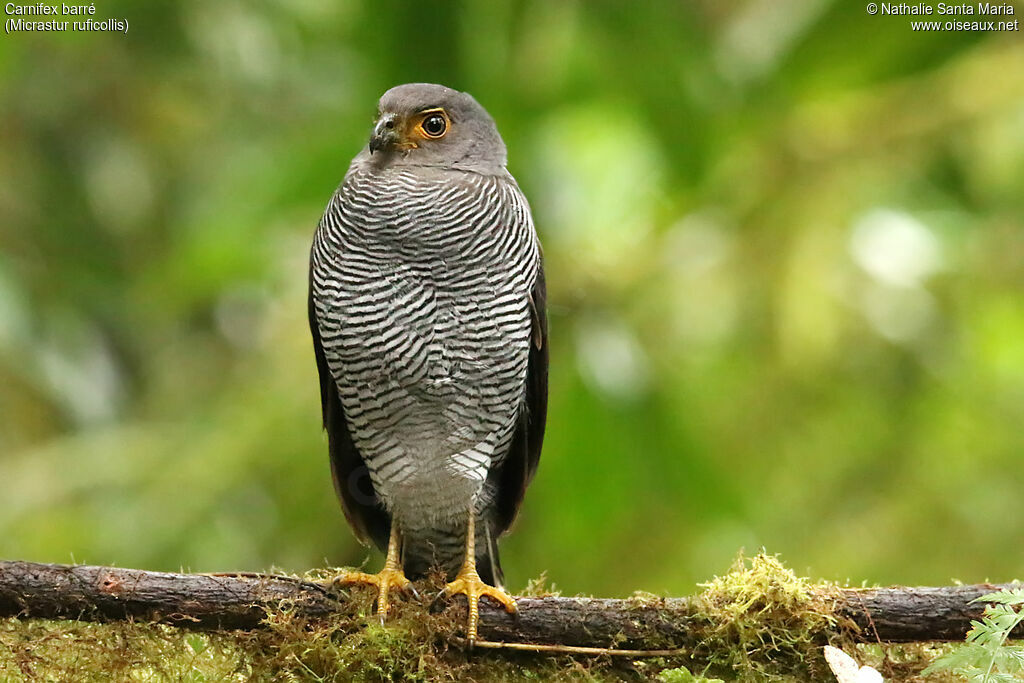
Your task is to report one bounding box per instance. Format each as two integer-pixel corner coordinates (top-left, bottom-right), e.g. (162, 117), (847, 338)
(332, 524), (414, 618)
(440, 510), (517, 646)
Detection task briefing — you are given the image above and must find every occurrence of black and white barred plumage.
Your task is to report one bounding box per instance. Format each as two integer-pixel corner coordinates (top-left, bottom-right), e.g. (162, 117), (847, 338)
(309, 84), (547, 585)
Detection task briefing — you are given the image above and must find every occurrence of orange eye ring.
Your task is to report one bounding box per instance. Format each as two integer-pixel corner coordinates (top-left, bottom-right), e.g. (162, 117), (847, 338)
(416, 109), (450, 139)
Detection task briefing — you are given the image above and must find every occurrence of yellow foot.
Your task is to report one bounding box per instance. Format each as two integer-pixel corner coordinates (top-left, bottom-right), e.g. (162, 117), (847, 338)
(441, 569), (517, 646)
(332, 567), (414, 618)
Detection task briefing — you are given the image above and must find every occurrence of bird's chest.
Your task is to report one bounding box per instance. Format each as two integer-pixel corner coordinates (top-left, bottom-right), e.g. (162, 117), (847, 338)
(331, 245), (520, 398)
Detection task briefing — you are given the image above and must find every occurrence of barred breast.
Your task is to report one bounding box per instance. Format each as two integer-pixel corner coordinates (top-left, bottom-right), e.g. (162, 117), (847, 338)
(310, 165), (539, 542)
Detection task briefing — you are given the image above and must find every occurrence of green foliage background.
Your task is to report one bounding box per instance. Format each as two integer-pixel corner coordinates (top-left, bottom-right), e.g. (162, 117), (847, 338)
(1, 1), (1022, 598)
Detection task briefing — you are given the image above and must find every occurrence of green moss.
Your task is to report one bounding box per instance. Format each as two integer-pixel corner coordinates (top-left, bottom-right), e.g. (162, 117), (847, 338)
(518, 571), (561, 598)
(657, 665), (724, 682)
(689, 552), (841, 679)
(0, 614), (616, 682)
(0, 618), (249, 681)
(682, 553), (959, 681)
(855, 643), (962, 682)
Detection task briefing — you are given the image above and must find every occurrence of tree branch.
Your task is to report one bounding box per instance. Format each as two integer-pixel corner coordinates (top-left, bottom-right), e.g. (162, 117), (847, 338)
(0, 561), (1020, 649)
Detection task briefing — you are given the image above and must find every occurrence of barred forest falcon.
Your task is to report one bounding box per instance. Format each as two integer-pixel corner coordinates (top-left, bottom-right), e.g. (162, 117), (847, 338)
(309, 83), (548, 644)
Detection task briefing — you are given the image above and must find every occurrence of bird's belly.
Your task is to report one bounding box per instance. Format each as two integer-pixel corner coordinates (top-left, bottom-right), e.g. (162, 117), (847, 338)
(322, 265), (530, 525)
(341, 362), (520, 525)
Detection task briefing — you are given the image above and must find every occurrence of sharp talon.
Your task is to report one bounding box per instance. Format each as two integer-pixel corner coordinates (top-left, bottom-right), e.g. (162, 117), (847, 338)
(330, 567), (412, 620)
(441, 569), (518, 644)
(429, 587), (451, 612)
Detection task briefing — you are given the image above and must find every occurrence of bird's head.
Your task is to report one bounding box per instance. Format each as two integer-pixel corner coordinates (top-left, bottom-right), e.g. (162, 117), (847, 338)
(362, 83), (507, 173)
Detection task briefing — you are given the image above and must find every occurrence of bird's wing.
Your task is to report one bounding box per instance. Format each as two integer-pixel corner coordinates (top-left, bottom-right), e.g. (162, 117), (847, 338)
(308, 261), (390, 552)
(492, 260), (548, 536)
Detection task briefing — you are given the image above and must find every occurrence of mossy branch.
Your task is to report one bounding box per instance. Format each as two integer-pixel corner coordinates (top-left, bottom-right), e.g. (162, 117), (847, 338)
(1, 559), (1020, 651)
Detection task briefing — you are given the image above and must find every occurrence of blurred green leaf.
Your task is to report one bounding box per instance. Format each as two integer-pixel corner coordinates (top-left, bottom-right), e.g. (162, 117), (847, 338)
(1, 0), (1022, 599)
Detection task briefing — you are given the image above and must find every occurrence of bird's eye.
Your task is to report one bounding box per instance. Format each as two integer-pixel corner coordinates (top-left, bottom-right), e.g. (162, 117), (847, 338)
(420, 113), (448, 138)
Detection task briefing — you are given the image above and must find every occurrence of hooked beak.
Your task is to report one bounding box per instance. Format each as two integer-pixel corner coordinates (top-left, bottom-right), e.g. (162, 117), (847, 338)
(369, 113), (399, 154)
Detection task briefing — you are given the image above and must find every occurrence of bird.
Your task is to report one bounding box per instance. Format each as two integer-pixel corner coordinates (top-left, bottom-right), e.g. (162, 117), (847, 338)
(308, 83), (547, 645)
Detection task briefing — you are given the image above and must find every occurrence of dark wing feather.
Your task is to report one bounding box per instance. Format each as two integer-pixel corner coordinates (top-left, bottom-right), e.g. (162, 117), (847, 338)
(308, 259), (390, 552)
(492, 260), (548, 537)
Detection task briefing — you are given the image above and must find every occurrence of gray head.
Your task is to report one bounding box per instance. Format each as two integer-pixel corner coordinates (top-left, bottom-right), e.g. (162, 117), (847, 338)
(359, 83), (507, 174)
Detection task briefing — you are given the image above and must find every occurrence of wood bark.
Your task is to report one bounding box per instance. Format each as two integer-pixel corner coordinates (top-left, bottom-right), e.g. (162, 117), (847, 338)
(0, 561), (1020, 648)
